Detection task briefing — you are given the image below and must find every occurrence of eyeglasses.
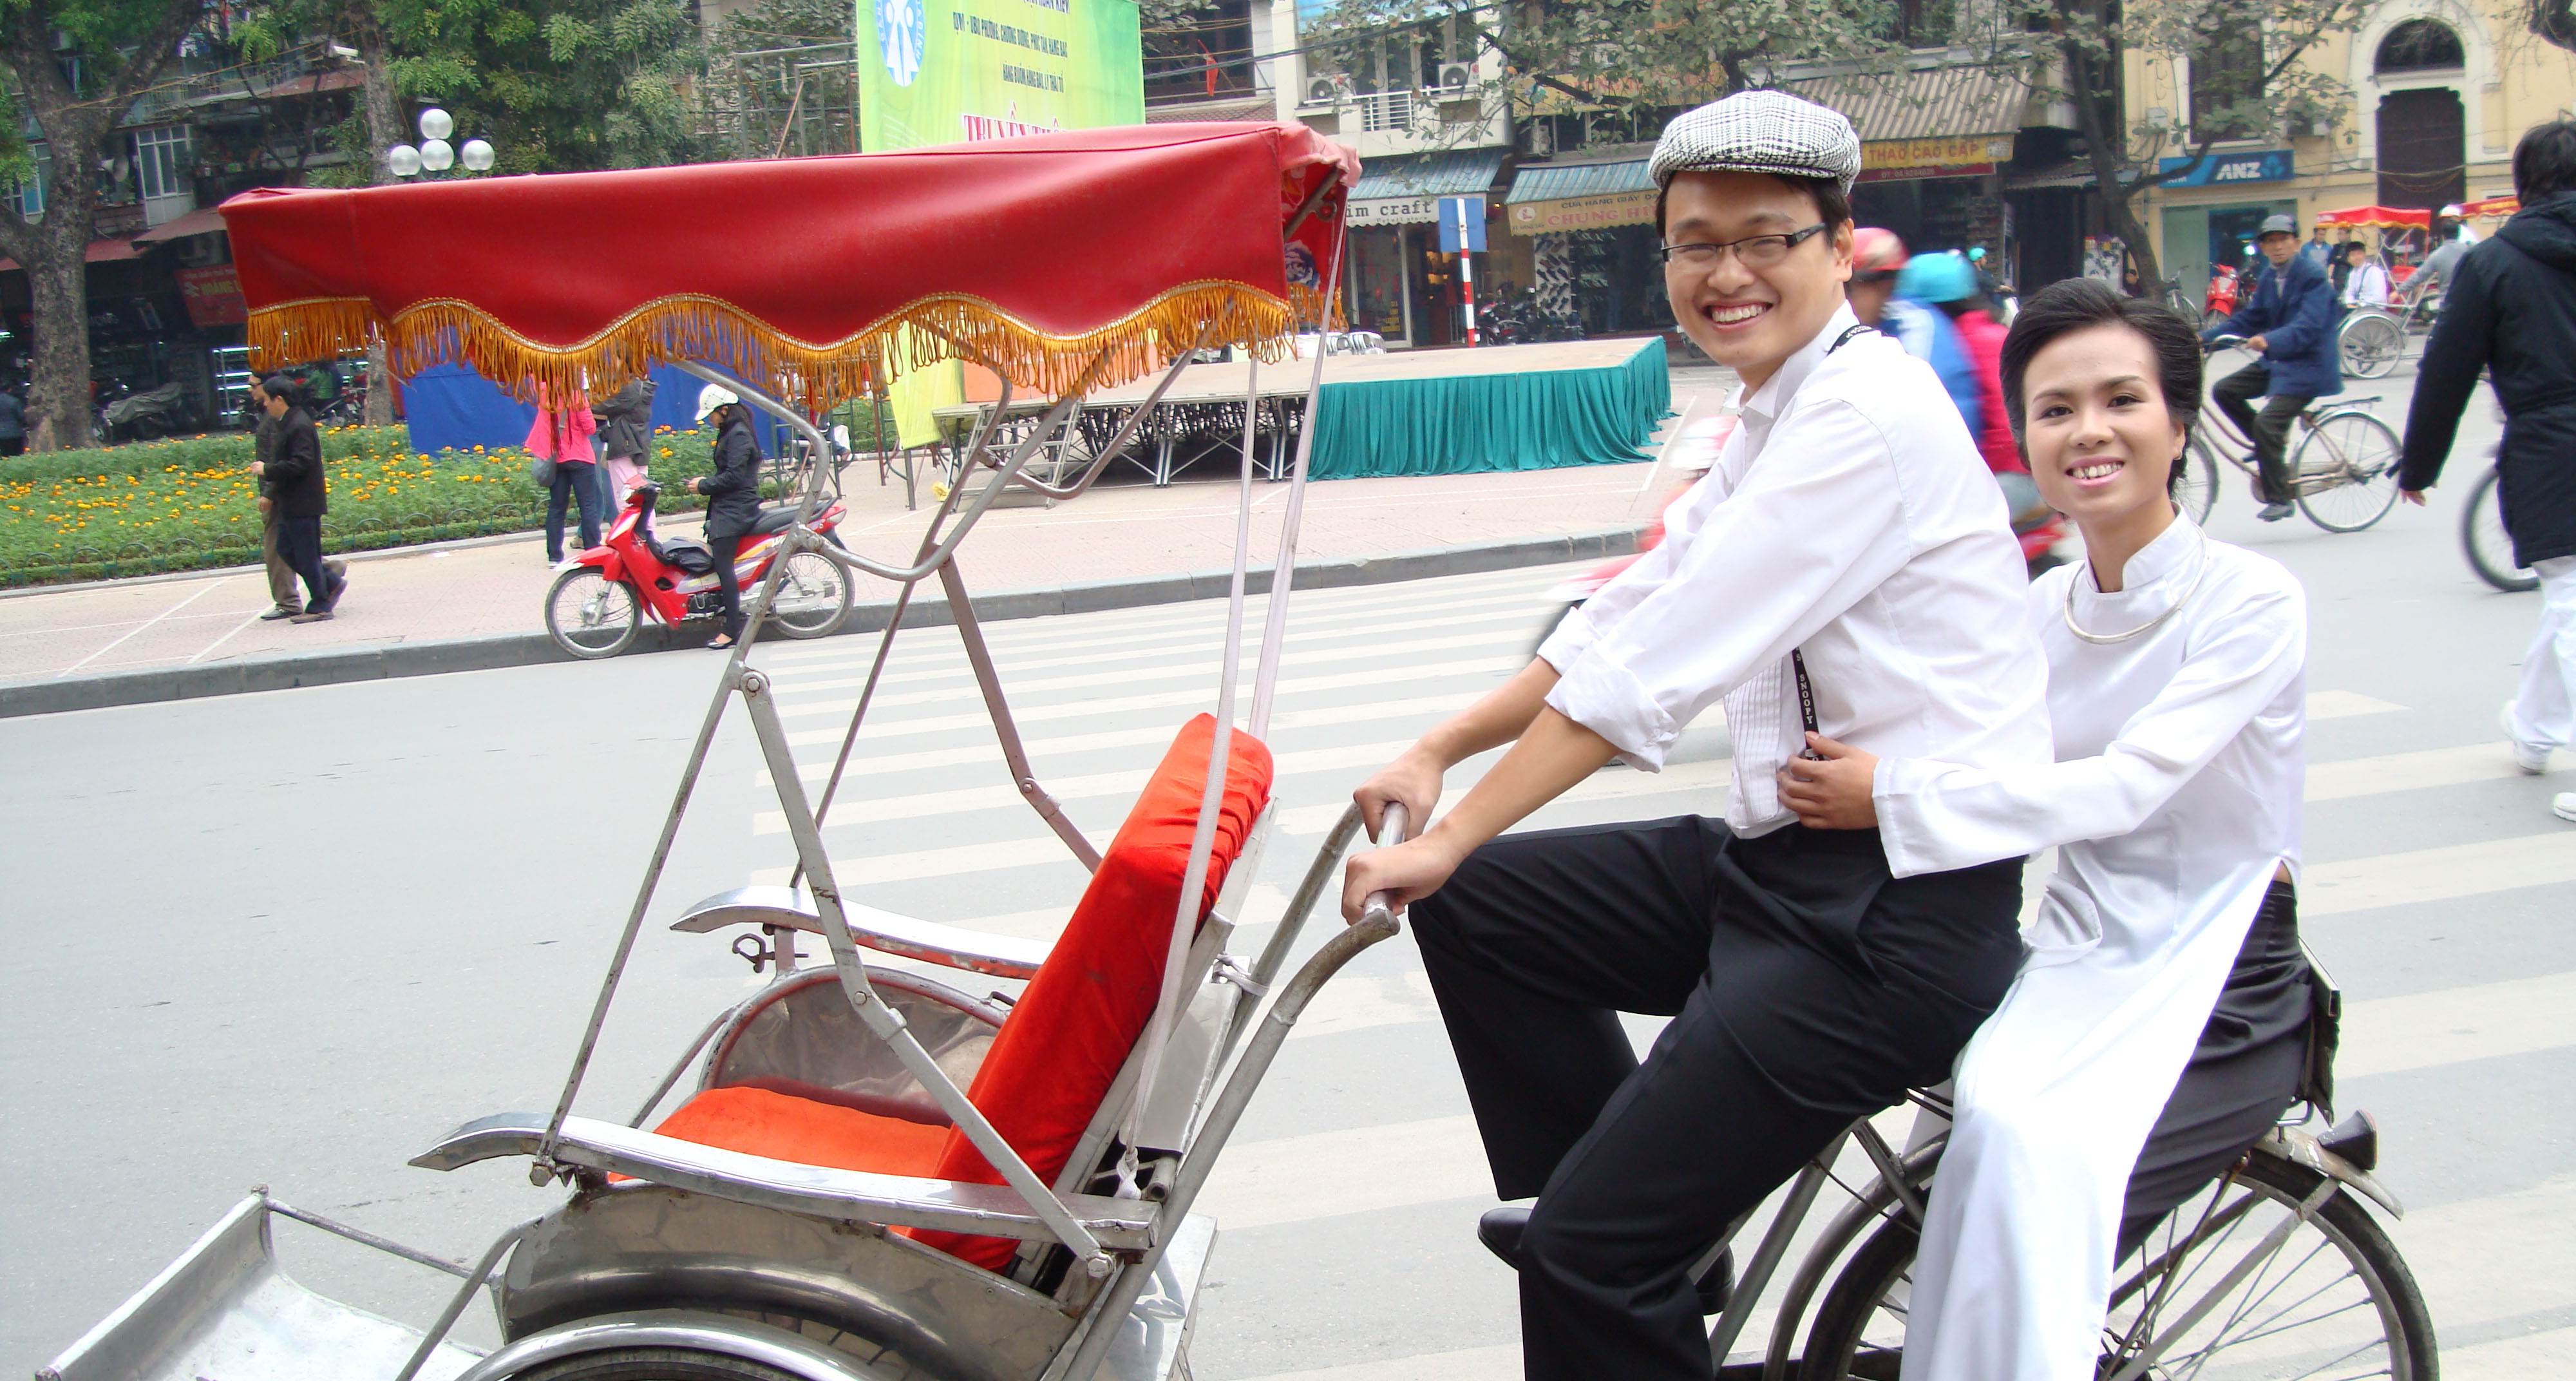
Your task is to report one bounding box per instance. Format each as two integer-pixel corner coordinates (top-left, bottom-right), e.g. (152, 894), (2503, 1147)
(1660, 224), (1830, 271)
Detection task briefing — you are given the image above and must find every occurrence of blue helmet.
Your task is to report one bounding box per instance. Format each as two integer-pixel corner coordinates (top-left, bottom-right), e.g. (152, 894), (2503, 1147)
(1895, 250), (1979, 305)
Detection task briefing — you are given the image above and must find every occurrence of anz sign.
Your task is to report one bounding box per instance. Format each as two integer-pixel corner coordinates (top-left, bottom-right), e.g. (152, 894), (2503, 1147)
(2158, 149), (2295, 187)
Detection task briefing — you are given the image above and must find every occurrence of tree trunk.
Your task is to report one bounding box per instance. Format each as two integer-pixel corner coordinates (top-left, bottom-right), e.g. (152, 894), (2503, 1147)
(2062, 17), (2168, 296)
(355, 2), (402, 426)
(16, 209), (99, 452)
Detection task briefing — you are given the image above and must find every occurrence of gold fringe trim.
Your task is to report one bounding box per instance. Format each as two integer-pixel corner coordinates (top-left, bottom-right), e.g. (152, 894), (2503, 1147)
(246, 283), (1307, 405)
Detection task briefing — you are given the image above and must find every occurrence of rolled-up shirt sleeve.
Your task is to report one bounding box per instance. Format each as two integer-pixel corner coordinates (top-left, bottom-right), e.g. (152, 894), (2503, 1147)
(1873, 575), (2306, 875)
(1544, 397), (1914, 768)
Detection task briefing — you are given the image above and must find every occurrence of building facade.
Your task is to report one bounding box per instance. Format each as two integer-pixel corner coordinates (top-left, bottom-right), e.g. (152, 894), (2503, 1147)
(2128, 1), (2576, 299)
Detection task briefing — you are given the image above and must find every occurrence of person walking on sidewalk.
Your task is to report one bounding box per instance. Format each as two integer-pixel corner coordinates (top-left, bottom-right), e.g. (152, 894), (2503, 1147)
(2204, 213), (2342, 523)
(688, 384), (762, 651)
(593, 377), (657, 500)
(2398, 121), (2576, 824)
(530, 383), (603, 564)
(1340, 91), (2048, 1381)
(251, 376), (345, 624)
(249, 377), (345, 621)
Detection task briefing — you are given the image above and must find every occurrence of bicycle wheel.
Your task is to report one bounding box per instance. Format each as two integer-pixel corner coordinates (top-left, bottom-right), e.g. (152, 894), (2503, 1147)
(1797, 1150), (2438, 1381)
(2463, 467), (2538, 591)
(2295, 411), (2403, 532)
(2339, 313), (2403, 379)
(761, 548), (853, 639)
(2174, 438), (2221, 525)
(545, 567), (641, 660)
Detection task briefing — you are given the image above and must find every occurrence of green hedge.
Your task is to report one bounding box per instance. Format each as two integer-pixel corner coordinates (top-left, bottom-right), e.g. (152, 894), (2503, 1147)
(0, 423), (735, 587)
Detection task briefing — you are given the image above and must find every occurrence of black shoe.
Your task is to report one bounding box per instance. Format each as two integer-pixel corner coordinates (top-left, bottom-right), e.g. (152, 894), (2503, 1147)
(1477, 1206), (1734, 1315)
(2257, 501), (2296, 522)
(259, 606), (299, 621)
(325, 571), (347, 608)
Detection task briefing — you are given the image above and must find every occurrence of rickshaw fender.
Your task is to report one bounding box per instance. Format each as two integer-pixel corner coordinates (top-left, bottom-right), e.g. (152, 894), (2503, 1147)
(453, 1310), (889, 1381)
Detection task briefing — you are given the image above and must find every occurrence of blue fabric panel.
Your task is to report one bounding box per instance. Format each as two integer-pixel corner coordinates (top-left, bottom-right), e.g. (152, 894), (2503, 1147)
(405, 363), (782, 457)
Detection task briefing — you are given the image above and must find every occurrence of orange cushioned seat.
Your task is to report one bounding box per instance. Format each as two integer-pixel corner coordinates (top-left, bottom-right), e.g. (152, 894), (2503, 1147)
(647, 713), (1273, 1273)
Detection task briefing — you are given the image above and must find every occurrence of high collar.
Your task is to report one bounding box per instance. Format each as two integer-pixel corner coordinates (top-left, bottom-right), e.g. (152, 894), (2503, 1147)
(1730, 303), (1862, 421)
(2076, 508), (2203, 611)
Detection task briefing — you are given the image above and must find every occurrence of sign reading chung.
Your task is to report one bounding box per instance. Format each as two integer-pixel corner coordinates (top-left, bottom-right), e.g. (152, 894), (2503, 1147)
(2157, 149), (2296, 187)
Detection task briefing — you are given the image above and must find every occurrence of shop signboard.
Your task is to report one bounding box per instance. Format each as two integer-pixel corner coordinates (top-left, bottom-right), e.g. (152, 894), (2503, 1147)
(1348, 195), (1442, 225)
(2155, 149), (2294, 187)
(1863, 135), (2014, 172)
(1857, 162), (1996, 184)
(175, 264), (247, 327)
(1506, 188), (1659, 235)
(1436, 196), (1487, 252)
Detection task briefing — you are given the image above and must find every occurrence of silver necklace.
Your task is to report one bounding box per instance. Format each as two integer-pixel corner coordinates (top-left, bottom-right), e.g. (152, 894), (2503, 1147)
(2063, 522), (2210, 644)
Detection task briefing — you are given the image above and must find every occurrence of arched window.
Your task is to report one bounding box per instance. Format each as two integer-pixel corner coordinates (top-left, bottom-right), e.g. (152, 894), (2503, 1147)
(2376, 19), (2466, 73)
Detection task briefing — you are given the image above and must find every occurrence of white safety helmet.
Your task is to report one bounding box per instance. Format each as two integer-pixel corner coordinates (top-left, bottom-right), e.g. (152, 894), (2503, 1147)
(694, 383), (740, 423)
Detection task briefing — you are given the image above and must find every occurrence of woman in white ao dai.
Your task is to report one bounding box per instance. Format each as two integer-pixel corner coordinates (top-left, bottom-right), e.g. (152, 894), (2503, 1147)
(1778, 278), (2314, 1381)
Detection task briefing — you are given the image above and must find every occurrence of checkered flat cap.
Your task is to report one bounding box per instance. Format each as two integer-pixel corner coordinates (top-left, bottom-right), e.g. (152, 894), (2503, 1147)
(1649, 91), (1862, 195)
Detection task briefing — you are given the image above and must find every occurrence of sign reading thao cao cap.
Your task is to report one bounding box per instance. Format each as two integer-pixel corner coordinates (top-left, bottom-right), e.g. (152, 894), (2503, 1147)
(1856, 135), (2015, 184)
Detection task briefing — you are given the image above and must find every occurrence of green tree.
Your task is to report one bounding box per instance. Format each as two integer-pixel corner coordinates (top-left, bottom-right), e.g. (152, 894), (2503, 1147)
(0, 0), (205, 450)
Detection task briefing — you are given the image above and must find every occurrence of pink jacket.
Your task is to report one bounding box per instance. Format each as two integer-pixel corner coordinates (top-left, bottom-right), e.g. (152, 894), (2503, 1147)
(525, 384), (598, 465)
(1950, 309), (2024, 475)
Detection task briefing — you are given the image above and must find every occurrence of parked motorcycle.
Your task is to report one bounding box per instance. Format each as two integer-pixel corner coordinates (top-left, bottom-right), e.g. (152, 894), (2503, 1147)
(1482, 287), (1586, 347)
(544, 482), (855, 659)
(100, 381), (198, 441)
(2204, 263), (2241, 330)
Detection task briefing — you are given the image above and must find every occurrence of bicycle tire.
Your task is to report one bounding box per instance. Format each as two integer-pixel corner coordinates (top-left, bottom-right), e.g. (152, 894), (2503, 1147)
(2340, 313), (2403, 379)
(545, 567), (642, 660)
(2175, 437), (2221, 525)
(1795, 1148), (2439, 1381)
(2295, 410), (2403, 532)
(2463, 466), (2539, 591)
(505, 1345), (812, 1380)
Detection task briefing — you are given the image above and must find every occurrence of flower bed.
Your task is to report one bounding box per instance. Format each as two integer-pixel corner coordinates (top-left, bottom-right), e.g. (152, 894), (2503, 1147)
(0, 424), (726, 587)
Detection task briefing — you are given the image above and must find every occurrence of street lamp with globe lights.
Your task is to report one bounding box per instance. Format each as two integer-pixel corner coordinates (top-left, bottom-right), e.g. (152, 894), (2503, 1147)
(386, 107), (495, 180)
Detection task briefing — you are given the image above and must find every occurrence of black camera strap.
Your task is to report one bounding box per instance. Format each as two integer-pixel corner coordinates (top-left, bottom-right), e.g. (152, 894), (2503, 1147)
(1786, 323), (1868, 761)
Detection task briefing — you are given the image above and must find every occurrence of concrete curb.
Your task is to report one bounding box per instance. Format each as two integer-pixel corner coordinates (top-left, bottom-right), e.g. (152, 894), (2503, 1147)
(0, 526), (1640, 719)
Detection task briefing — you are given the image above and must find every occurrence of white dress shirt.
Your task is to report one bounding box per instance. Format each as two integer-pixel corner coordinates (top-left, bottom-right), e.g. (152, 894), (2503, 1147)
(1886, 516), (2308, 1381)
(1536, 305), (2050, 848)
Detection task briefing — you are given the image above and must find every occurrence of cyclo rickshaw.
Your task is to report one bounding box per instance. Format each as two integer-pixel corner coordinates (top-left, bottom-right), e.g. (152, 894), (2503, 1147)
(42, 124), (2436, 1381)
(43, 122), (1387, 1381)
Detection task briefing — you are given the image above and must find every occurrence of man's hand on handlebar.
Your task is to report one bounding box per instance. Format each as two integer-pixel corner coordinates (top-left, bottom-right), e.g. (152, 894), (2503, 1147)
(1353, 748), (1443, 844)
(1340, 831), (1466, 925)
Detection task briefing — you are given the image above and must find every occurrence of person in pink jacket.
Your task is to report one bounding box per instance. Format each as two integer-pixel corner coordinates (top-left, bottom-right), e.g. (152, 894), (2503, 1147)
(1899, 251), (2022, 475)
(527, 383), (601, 564)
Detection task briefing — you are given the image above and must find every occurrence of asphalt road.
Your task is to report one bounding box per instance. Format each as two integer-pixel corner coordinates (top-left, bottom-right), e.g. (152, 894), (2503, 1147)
(7, 359), (2571, 1378)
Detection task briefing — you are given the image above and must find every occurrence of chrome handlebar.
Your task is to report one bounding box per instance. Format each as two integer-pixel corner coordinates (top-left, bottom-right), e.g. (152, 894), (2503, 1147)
(1359, 802), (1410, 929)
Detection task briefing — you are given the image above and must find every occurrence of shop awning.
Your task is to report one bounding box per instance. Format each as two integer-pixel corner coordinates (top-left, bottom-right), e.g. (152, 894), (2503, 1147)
(1786, 64), (2029, 181)
(134, 206), (229, 242)
(1505, 153), (1656, 235)
(0, 237), (146, 272)
(2002, 160), (2103, 191)
(1348, 147), (1506, 226)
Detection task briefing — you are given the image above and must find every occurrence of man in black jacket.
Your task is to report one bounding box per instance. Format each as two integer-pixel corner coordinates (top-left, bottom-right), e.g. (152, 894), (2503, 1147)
(2400, 121), (2576, 823)
(251, 376), (346, 624)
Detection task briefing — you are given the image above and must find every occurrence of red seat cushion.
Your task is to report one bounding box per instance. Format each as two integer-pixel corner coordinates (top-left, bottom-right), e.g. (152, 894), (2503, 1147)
(908, 713), (1271, 1269)
(645, 715), (1271, 1272)
(643, 1084), (951, 1177)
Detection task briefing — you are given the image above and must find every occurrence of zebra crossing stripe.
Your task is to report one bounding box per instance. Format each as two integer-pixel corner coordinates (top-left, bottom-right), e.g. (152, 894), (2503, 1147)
(2303, 832), (2576, 916)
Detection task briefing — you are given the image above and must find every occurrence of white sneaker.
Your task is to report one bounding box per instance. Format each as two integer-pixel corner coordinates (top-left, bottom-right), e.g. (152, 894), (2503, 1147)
(2556, 792), (2576, 823)
(2503, 700), (2552, 774)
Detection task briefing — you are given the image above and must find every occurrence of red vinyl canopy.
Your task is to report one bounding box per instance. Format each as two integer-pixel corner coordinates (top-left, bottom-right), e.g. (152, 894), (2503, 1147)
(2314, 205), (2432, 230)
(2456, 195), (2519, 219)
(220, 122), (1358, 402)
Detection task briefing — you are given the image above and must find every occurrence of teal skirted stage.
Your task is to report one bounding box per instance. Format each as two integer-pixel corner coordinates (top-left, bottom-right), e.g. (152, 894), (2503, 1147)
(1307, 337), (1671, 479)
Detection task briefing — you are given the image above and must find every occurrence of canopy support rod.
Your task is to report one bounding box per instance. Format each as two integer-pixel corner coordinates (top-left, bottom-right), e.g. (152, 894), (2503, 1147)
(542, 365), (833, 1165)
(942, 556), (1104, 871)
(918, 321), (1215, 504)
(1124, 353), (1261, 1164)
(737, 665), (1107, 1264)
(1248, 219), (1348, 739)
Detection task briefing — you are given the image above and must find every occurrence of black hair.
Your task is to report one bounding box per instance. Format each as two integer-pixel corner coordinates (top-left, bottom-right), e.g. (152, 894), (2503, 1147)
(260, 375), (299, 406)
(2513, 120), (2576, 202)
(2342, 240), (2368, 256)
(1654, 172), (1853, 240)
(1998, 278), (2202, 496)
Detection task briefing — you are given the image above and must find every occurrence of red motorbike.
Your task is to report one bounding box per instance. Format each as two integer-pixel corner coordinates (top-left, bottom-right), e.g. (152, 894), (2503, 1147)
(2204, 263), (2240, 327)
(543, 482), (855, 658)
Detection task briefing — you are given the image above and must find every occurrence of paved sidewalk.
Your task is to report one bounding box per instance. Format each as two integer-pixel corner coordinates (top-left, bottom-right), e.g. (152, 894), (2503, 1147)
(0, 363), (1731, 705)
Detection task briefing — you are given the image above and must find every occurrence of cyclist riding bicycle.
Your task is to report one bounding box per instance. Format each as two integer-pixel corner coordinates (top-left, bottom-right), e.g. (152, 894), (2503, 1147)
(2204, 213), (2344, 522)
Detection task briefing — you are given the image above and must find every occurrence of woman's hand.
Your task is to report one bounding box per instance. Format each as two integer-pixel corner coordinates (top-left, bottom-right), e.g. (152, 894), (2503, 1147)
(1776, 732), (1881, 829)
(1341, 832), (1468, 924)
(1352, 747), (1443, 844)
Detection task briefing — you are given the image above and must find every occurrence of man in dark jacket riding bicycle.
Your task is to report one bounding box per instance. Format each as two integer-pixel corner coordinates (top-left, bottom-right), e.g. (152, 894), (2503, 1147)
(2205, 213), (2343, 522)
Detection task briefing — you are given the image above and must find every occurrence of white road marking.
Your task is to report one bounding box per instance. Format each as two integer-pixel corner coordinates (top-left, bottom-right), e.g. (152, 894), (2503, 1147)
(1227, 1346), (1521, 1381)
(1194, 1114), (1492, 1231)
(2403, 1175), (2576, 1350)
(1279, 756), (1734, 835)
(56, 578), (225, 676)
(2303, 832), (2576, 916)
(2306, 742), (2541, 801)
(2306, 690), (2409, 720)
(2337, 970), (2576, 1078)
(2438, 1324), (2576, 1379)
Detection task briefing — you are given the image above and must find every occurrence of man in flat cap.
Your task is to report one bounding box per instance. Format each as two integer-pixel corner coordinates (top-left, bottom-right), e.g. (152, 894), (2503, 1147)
(2204, 212), (2342, 521)
(1344, 90), (2048, 1379)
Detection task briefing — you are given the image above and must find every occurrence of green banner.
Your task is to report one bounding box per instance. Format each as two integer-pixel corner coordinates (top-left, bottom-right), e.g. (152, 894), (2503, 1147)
(859, 0), (1144, 153)
(858, 0), (1141, 446)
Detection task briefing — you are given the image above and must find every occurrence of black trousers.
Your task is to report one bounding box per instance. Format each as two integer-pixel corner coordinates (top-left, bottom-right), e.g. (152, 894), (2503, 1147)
(2211, 363), (2309, 504)
(274, 513), (334, 612)
(546, 461), (602, 560)
(2117, 879), (2309, 1258)
(708, 531), (748, 641)
(1413, 816), (2025, 1381)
